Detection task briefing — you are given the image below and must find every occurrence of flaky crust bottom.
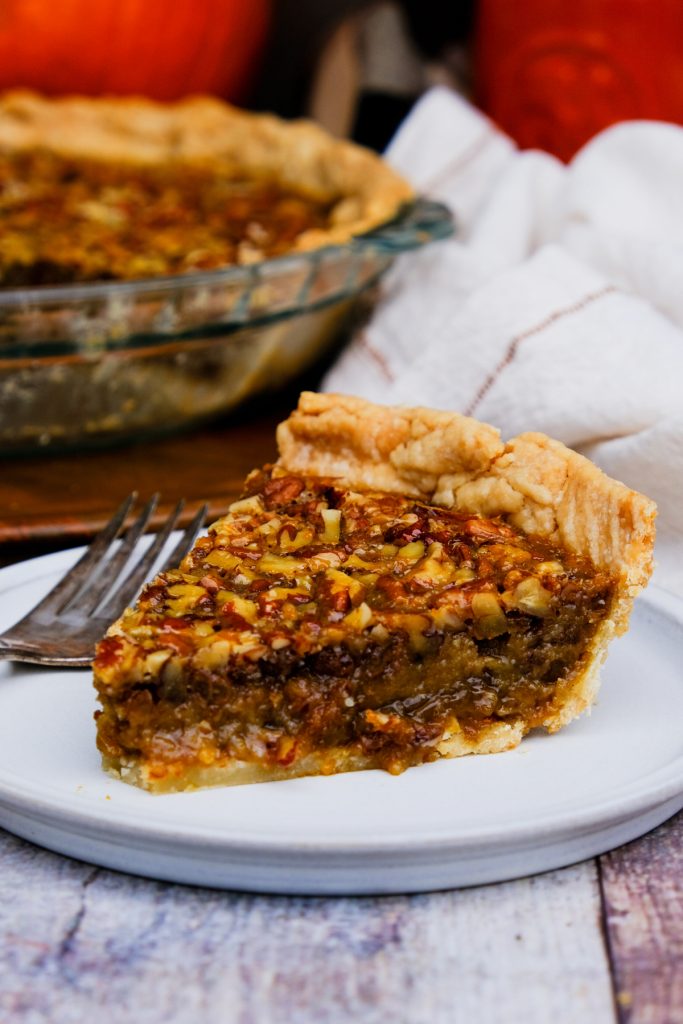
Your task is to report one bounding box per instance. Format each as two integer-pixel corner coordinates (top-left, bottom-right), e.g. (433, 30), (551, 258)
(104, 723), (524, 794)
(104, 635), (607, 794)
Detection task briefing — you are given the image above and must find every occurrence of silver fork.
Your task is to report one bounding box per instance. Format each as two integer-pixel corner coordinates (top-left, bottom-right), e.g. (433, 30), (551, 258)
(0, 494), (207, 668)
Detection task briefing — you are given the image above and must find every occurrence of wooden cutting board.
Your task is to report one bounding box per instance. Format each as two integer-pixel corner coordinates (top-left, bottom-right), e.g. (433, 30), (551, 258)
(0, 398), (288, 549)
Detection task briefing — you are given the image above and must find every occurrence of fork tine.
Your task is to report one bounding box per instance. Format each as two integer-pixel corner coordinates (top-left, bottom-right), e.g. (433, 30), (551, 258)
(24, 493), (137, 619)
(74, 494), (160, 615)
(0, 494), (207, 668)
(97, 499), (186, 619)
(159, 503), (208, 574)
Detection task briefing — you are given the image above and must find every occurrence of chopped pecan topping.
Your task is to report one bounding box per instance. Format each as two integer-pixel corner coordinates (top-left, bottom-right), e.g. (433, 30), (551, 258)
(262, 475), (306, 509)
(0, 151), (334, 286)
(94, 466), (615, 782)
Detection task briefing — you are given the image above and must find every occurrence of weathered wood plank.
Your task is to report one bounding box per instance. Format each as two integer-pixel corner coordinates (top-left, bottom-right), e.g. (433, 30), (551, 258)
(0, 829), (615, 1024)
(600, 809), (683, 1024)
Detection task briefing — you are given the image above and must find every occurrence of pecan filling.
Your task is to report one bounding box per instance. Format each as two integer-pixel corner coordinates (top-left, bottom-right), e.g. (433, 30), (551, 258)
(0, 150), (332, 286)
(94, 468), (615, 785)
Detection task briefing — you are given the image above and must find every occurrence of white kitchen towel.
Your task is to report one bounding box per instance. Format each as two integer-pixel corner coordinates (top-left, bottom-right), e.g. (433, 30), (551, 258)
(324, 87), (683, 594)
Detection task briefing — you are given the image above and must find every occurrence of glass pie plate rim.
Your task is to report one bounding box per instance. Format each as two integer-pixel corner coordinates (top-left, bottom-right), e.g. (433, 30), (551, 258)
(0, 197), (453, 455)
(0, 196), (453, 356)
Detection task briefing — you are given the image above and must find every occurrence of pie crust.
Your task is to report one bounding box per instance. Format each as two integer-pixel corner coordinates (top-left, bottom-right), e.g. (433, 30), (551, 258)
(277, 392), (656, 736)
(93, 393), (656, 791)
(0, 90), (414, 259)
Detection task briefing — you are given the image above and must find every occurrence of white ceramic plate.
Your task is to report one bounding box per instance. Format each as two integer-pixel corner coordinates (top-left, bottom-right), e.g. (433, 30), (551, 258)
(0, 546), (682, 894)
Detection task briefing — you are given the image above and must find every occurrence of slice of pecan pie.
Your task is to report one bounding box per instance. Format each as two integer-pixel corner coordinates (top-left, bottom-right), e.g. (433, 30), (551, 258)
(93, 393), (656, 792)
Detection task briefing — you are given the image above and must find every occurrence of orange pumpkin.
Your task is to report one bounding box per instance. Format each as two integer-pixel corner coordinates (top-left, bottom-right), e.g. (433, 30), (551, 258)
(0, 0), (271, 102)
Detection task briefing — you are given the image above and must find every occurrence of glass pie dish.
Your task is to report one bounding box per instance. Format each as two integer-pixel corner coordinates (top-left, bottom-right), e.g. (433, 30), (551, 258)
(0, 198), (452, 455)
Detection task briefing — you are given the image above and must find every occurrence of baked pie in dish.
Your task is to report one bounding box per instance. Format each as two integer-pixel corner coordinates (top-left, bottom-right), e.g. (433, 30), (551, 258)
(0, 93), (449, 453)
(93, 394), (656, 791)
(0, 91), (413, 286)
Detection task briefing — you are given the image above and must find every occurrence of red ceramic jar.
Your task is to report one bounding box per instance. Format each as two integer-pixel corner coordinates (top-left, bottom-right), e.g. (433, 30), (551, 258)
(475, 0), (683, 160)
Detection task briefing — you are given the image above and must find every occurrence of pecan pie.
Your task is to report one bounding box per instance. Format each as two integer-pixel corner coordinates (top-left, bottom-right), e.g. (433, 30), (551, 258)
(0, 91), (413, 286)
(93, 394), (656, 792)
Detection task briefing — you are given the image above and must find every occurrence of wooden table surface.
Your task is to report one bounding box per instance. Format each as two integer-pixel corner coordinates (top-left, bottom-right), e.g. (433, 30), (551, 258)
(1, 409), (682, 1024)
